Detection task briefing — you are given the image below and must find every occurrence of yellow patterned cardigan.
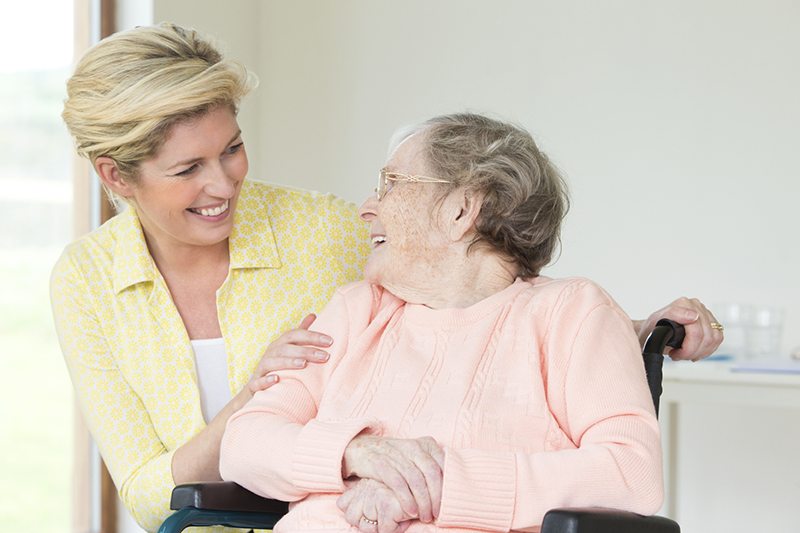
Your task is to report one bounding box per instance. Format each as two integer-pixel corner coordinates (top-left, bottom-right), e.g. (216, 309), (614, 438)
(50, 180), (370, 532)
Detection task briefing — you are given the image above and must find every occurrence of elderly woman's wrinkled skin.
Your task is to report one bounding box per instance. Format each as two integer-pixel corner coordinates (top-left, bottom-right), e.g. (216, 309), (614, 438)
(358, 134), (515, 311)
(634, 298), (723, 362)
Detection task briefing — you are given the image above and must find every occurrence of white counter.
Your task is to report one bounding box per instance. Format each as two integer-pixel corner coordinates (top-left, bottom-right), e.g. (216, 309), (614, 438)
(659, 361), (800, 532)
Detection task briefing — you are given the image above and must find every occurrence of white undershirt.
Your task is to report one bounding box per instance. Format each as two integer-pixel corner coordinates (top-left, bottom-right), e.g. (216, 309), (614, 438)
(189, 338), (232, 424)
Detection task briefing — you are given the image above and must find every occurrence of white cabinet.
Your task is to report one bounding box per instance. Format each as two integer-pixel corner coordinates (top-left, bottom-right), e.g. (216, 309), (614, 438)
(660, 363), (800, 532)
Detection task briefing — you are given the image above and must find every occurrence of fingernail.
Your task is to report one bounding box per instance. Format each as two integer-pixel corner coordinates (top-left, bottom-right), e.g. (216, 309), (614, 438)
(315, 350), (330, 361)
(320, 335), (333, 346)
(266, 374), (278, 383)
(294, 359), (307, 367)
(687, 310), (699, 321)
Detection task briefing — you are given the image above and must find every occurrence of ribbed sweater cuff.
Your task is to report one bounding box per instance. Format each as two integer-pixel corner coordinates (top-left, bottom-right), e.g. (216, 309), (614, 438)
(292, 417), (379, 492)
(437, 449), (516, 532)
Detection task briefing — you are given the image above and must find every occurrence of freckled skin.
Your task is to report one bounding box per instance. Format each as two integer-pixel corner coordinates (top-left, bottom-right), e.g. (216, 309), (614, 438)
(361, 135), (459, 301)
(369, 186), (452, 288)
(358, 133), (517, 309)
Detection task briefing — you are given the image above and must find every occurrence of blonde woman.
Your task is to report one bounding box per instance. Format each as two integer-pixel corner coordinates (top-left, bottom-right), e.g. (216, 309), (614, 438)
(52, 23), (721, 532)
(53, 23), (368, 531)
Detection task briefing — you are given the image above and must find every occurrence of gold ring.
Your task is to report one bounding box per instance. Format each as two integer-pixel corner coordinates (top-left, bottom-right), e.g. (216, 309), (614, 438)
(362, 516), (378, 526)
(710, 322), (724, 331)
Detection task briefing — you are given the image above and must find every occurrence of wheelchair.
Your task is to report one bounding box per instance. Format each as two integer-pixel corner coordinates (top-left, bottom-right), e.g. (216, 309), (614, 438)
(158, 319), (684, 533)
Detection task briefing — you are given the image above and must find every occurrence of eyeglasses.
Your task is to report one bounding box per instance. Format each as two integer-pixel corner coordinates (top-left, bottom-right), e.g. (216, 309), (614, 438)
(375, 169), (451, 201)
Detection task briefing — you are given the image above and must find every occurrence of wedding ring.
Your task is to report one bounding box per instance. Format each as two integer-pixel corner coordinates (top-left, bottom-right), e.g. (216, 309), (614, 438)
(362, 516), (378, 526)
(710, 322), (724, 331)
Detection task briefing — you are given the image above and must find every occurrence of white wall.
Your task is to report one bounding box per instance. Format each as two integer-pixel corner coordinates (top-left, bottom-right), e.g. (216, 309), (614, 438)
(150, 0), (800, 354)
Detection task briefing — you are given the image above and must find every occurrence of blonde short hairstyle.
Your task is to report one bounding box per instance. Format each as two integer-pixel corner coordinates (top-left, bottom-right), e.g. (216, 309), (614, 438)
(62, 22), (257, 198)
(391, 113), (570, 278)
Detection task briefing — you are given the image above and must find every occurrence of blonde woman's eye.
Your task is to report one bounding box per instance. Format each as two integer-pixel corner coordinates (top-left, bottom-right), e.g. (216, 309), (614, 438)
(227, 142), (244, 154)
(176, 164), (198, 177)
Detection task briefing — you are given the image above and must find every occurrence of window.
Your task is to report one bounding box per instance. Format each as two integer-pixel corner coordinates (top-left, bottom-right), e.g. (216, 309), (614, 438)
(0, 2), (76, 532)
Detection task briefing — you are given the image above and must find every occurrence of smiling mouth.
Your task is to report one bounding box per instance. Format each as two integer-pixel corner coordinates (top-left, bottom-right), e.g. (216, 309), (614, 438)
(371, 235), (386, 245)
(188, 200), (229, 217)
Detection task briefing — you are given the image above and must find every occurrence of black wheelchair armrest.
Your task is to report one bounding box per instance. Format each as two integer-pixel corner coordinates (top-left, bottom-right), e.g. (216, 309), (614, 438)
(170, 481), (289, 513)
(541, 508), (680, 533)
(158, 482), (290, 533)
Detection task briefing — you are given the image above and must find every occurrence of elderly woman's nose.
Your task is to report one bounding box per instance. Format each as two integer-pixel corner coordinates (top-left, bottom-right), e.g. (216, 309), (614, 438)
(357, 193), (378, 221)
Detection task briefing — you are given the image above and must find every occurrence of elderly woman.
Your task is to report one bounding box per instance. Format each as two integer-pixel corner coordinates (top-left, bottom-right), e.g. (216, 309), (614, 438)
(52, 23), (720, 533)
(219, 113), (670, 533)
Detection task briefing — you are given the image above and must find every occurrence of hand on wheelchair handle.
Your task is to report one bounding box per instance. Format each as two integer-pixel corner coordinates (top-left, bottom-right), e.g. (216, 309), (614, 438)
(638, 297), (723, 362)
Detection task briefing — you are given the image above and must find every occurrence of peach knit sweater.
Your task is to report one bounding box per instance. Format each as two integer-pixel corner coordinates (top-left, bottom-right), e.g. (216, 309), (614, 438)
(220, 276), (664, 533)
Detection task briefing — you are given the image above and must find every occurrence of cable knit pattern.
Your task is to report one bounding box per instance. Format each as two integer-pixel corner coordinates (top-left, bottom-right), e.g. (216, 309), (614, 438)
(220, 277), (664, 533)
(50, 180), (369, 532)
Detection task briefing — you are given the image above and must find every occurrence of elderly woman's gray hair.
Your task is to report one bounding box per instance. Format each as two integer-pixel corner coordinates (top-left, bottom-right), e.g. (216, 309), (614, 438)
(393, 113), (569, 278)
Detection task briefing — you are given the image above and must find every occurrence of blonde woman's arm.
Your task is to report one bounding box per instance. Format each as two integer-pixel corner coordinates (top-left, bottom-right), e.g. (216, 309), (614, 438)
(51, 254), (179, 532)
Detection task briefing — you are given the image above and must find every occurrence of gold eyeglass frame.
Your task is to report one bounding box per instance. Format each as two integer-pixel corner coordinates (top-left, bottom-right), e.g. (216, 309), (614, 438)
(375, 169), (451, 201)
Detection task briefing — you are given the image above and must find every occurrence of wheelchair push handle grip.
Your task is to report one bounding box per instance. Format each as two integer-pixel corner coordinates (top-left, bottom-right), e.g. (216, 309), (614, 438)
(660, 318), (685, 349)
(642, 319), (685, 419)
(643, 318), (685, 356)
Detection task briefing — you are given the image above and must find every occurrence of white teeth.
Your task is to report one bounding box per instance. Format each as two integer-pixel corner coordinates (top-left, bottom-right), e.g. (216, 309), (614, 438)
(372, 236), (386, 244)
(193, 200), (228, 217)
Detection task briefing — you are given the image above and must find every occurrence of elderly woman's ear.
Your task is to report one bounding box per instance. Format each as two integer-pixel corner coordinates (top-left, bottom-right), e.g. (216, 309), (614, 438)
(445, 188), (483, 242)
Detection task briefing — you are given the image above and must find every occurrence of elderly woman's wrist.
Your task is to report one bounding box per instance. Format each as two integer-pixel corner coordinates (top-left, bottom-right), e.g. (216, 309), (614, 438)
(631, 319), (647, 346)
(342, 433), (374, 478)
(341, 439), (360, 478)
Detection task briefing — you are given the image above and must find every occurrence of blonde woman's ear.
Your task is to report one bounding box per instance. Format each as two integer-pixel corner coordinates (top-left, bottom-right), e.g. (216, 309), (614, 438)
(95, 157), (135, 198)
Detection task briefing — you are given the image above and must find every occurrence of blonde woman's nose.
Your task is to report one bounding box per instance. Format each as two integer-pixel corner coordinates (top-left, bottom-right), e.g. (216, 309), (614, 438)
(205, 164), (237, 197)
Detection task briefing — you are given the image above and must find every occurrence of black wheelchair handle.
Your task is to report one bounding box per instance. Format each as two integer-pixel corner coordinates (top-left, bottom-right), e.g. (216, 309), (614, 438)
(642, 318), (685, 418)
(643, 318), (685, 356)
(660, 318), (685, 349)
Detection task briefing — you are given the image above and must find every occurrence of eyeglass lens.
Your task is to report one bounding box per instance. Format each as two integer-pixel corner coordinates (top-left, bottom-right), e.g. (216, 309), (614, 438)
(378, 170), (394, 200)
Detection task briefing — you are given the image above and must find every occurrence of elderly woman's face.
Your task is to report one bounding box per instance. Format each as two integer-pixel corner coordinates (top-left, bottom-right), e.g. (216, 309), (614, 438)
(357, 135), (455, 296)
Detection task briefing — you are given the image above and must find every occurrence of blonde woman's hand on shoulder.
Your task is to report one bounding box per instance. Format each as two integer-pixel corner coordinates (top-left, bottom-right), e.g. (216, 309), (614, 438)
(246, 314), (333, 395)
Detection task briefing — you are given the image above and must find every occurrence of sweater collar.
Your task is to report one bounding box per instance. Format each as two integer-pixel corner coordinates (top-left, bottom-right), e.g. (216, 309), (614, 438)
(402, 277), (532, 326)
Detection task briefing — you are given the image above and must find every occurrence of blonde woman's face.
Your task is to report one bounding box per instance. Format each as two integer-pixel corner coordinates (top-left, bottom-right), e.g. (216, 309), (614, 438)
(129, 106), (248, 253)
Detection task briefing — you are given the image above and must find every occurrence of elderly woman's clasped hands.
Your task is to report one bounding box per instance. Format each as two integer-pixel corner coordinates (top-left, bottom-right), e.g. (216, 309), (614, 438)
(338, 434), (445, 533)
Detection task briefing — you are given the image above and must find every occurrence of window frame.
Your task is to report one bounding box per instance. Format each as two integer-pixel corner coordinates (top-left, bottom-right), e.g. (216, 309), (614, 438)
(71, 0), (119, 531)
